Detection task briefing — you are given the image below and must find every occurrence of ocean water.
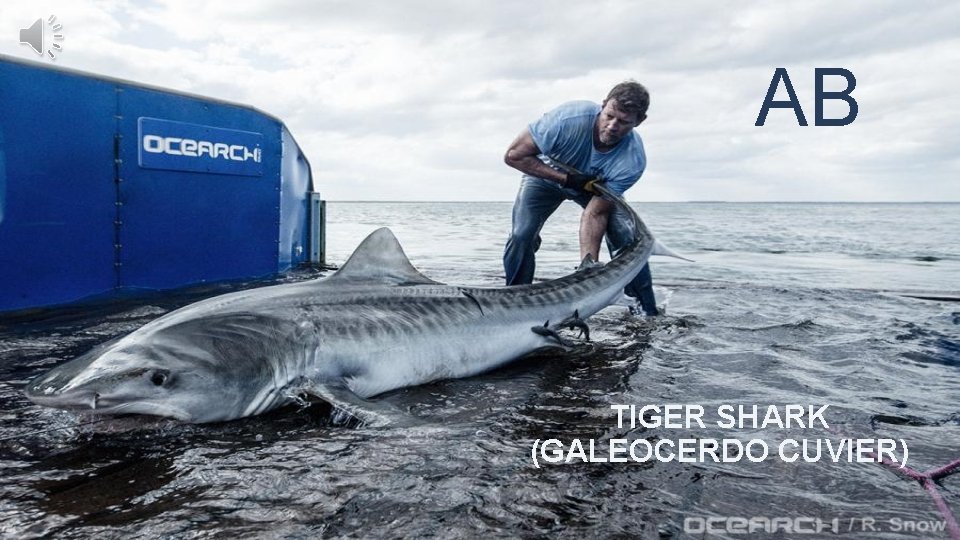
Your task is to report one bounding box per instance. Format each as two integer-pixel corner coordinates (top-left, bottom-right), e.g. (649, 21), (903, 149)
(1, 202), (958, 539)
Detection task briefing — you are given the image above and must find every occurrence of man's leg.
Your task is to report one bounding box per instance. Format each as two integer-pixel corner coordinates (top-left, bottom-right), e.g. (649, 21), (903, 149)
(605, 202), (659, 316)
(625, 264), (657, 316)
(503, 177), (565, 285)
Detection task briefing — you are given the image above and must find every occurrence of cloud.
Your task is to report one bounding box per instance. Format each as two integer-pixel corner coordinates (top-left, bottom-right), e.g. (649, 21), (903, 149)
(0, 0), (957, 201)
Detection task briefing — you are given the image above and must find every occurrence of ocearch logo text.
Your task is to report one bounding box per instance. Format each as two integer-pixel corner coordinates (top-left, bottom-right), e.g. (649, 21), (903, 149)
(142, 135), (262, 163)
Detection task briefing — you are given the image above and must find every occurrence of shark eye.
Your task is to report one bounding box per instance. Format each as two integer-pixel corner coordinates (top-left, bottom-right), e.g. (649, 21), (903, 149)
(150, 370), (168, 387)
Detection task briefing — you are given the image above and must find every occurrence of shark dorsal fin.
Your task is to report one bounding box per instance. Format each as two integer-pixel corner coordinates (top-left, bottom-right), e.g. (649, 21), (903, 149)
(328, 227), (441, 286)
(577, 254), (600, 271)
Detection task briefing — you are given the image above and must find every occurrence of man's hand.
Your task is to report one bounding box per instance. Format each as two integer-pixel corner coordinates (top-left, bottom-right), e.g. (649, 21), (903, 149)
(565, 173), (602, 194)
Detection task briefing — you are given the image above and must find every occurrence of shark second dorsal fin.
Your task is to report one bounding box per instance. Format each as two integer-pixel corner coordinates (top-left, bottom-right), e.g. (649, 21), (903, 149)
(577, 254), (601, 271)
(327, 227), (441, 286)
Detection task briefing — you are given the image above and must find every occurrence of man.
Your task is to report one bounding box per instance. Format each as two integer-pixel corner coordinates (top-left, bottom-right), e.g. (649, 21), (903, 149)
(502, 80), (658, 316)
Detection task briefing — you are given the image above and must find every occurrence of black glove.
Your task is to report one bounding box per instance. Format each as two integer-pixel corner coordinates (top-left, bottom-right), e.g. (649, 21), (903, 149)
(565, 173), (601, 194)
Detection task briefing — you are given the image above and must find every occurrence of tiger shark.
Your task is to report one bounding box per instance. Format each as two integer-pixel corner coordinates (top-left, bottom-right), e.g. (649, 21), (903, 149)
(25, 183), (680, 423)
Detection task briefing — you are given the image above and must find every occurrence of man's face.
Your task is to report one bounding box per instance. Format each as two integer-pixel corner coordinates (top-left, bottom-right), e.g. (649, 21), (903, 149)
(596, 99), (644, 147)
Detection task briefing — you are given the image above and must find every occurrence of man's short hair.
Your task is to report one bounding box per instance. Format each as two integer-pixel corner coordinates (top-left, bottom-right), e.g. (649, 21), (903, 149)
(605, 81), (649, 121)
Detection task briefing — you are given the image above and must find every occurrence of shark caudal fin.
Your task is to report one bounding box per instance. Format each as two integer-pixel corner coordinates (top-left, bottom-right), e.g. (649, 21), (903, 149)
(651, 239), (694, 262)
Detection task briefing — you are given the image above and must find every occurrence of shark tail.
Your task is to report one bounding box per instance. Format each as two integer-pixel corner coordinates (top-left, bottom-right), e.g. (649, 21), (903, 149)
(652, 239), (694, 262)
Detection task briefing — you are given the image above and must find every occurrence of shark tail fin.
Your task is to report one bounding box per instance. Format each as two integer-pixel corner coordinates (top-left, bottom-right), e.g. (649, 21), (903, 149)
(652, 239), (694, 262)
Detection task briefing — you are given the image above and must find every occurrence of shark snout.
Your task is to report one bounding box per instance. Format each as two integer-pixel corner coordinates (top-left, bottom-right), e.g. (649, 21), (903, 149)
(25, 382), (100, 411)
(26, 363), (122, 412)
(25, 378), (192, 420)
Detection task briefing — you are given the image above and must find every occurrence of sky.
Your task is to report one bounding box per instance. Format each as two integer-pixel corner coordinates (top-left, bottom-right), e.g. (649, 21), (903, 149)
(1, 1), (958, 202)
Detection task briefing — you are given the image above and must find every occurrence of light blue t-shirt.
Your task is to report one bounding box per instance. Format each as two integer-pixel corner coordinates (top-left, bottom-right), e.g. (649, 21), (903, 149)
(527, 100), (646, 196)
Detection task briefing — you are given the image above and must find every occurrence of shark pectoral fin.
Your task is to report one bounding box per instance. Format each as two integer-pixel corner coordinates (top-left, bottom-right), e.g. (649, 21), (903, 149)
(302, 382), (422, 428)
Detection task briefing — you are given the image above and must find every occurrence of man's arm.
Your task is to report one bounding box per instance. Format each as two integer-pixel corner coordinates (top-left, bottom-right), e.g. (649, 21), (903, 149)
(505, 127), (610, 260)
(504, 129), (568, 186)
(579, 196), (612, 261)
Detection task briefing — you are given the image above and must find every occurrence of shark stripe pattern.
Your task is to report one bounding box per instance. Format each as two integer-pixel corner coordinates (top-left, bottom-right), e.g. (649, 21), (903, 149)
(25, 182), (658, 423)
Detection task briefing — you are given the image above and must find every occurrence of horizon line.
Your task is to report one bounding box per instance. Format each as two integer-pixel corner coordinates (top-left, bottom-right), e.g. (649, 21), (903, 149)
(324, 200), (960, 204)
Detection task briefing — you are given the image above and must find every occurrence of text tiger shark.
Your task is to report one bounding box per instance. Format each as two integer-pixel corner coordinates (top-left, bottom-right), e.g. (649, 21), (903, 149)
(25, 183), (679, 423)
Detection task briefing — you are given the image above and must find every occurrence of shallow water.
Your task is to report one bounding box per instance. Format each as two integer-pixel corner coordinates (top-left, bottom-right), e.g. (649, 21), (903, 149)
(1, 202), (958, 538)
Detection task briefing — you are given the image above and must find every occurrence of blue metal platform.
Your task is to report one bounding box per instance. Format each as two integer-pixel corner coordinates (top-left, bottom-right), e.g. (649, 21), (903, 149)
(0, 55), (324, 312)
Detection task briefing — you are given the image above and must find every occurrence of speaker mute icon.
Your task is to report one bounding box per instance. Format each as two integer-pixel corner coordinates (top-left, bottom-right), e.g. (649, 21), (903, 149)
(19, 15), (65, 60)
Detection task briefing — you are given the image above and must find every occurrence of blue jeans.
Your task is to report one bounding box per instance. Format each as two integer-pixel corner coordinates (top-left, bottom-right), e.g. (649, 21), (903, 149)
(503, 176), (658, 316)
